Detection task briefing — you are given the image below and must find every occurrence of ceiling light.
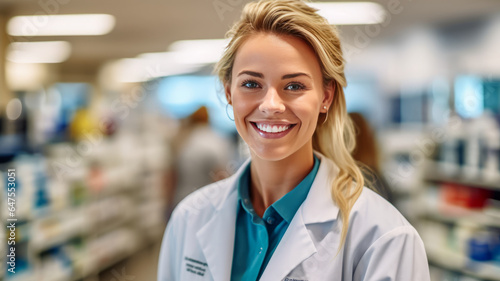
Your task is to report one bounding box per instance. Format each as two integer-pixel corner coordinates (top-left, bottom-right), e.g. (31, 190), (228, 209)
(6, 62), (49, 91)
(116, 39), (229, 82)
(7, 41), (71, 63)
(308, 2), (386, 25)
(113, 58), (201, 83)
(168, 39), (229, 64)
(8, 14), (115, 36)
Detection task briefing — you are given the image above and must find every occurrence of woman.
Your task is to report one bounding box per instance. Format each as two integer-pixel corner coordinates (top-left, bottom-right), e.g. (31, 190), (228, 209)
(158, 0), (430, 280)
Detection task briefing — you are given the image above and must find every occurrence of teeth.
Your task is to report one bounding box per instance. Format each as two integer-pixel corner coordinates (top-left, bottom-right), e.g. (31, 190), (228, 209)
(256, 123), (291, 133)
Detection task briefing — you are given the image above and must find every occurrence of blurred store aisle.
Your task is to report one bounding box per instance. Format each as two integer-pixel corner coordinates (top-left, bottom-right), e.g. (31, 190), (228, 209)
(1, 0), (500, 281)
(99, 242), (161, 281)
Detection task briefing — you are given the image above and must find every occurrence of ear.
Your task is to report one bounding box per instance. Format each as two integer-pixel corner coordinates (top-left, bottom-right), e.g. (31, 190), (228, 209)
(322, 81), (335, 112)
(224, 83), (232, 105)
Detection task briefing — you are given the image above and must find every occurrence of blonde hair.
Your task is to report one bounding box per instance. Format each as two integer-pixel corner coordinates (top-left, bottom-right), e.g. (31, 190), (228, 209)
(215, 0), (364, 249)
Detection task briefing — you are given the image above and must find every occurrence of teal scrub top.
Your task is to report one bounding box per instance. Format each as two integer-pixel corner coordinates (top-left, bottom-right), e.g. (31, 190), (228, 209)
(231, 155), (320, 281)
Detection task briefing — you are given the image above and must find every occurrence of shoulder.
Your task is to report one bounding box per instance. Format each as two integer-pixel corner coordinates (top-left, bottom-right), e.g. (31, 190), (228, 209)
(348, 187), (418, 250)
(347, 189), (430, 280)
(350, 187), (411, 230)
(346, 187), (424, 260)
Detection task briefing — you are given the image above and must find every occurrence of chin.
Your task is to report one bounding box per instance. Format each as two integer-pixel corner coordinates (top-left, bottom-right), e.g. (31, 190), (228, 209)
(249, 145), (295, 162)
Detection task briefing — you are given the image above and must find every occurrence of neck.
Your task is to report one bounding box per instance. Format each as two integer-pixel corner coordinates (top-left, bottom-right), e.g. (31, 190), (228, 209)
(249, 147), (315, 217)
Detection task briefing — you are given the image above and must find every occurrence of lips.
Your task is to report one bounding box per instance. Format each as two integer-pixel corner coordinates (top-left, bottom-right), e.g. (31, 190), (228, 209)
(250, 122), (296, 139)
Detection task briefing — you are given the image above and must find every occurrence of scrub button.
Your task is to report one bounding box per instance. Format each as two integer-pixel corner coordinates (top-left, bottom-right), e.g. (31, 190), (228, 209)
(266, 217), (275, 225)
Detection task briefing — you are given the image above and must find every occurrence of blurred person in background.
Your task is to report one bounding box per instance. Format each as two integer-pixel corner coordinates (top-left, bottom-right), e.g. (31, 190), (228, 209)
(158, 0), (430, 280)
(349, 112), (393, 203)
(168, 106), (234, 210)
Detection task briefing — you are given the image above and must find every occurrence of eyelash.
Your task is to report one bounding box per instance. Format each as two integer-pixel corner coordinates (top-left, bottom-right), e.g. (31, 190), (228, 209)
(285, 82), (306, 91)
(240, 80), (307, 91)
(240, 79), (260, 89)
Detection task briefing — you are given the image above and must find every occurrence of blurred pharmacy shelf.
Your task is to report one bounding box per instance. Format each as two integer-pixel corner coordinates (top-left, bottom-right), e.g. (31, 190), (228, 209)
(1, 131), (171, 281)
(422, 203), (500, 229)
(415, 113), (500, 281)
(419, 193), (500, 280)
(426, 246), (500, 281)
(378, 126), (431, 221)
(378, 112), (500, 281)
(424, 161), (500, 191)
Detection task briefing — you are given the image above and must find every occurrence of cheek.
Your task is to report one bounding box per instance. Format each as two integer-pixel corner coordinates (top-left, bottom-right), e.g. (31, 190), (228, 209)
(298, 110), (319, 127)
(232, 101), (248, 122)
(295, 99), (321, 123)
(232, 99), (247, 114)
(232, 92), (255, 118)
(231, 96), (252, 134)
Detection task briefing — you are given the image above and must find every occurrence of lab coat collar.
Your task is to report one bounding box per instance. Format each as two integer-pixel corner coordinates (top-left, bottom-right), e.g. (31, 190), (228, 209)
(260, 206), (317, 280)
(301, 151), (340, 224)
(209, 152), (340, 223)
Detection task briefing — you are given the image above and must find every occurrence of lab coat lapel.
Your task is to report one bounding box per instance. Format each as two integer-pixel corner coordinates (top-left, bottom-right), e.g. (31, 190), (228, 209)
(301, 152), (340, 224)
(196, 190), (238, 281)
(260, 209), (316, 280)
(260, 152), (340, 280)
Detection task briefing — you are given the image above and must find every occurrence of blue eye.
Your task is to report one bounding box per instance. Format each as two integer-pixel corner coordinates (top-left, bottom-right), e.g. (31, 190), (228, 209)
(285, 82), (305, 91)
(241, 80), (259, 89)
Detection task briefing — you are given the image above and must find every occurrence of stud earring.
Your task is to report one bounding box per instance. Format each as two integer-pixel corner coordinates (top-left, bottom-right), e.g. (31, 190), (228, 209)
(322, 105), (329, 125)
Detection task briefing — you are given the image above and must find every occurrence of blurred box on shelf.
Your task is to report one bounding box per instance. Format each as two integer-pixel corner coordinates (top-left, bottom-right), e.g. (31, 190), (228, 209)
(441, 183), (492, 209)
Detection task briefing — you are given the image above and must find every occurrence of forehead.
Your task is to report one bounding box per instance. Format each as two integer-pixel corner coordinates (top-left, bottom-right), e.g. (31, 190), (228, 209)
(232, 32), (322, 78)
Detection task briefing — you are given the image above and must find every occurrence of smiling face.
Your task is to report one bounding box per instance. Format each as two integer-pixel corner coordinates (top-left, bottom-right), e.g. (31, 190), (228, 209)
(226, 32), (333, 161)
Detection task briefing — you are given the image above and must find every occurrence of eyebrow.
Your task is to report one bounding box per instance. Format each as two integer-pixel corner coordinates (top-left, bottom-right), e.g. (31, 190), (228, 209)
(237, 70), (263, 78)
(281, 72), (311, 80)
(237, 71), (312, 80)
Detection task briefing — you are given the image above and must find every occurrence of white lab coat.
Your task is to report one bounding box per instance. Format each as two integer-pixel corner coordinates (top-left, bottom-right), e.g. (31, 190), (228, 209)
(158, 152), (430, 281)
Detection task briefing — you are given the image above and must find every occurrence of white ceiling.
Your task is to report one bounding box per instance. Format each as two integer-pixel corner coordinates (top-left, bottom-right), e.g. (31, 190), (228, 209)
(1, 0), (500, 79)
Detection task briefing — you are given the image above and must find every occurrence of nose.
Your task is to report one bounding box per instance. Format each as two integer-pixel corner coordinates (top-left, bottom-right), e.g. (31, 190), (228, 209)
(259, 87), (285, 114)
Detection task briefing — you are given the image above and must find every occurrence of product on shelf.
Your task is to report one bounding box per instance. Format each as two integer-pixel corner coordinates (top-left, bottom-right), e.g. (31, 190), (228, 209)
(435, 112), (500, 183)
(441, 183), (492, 209)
